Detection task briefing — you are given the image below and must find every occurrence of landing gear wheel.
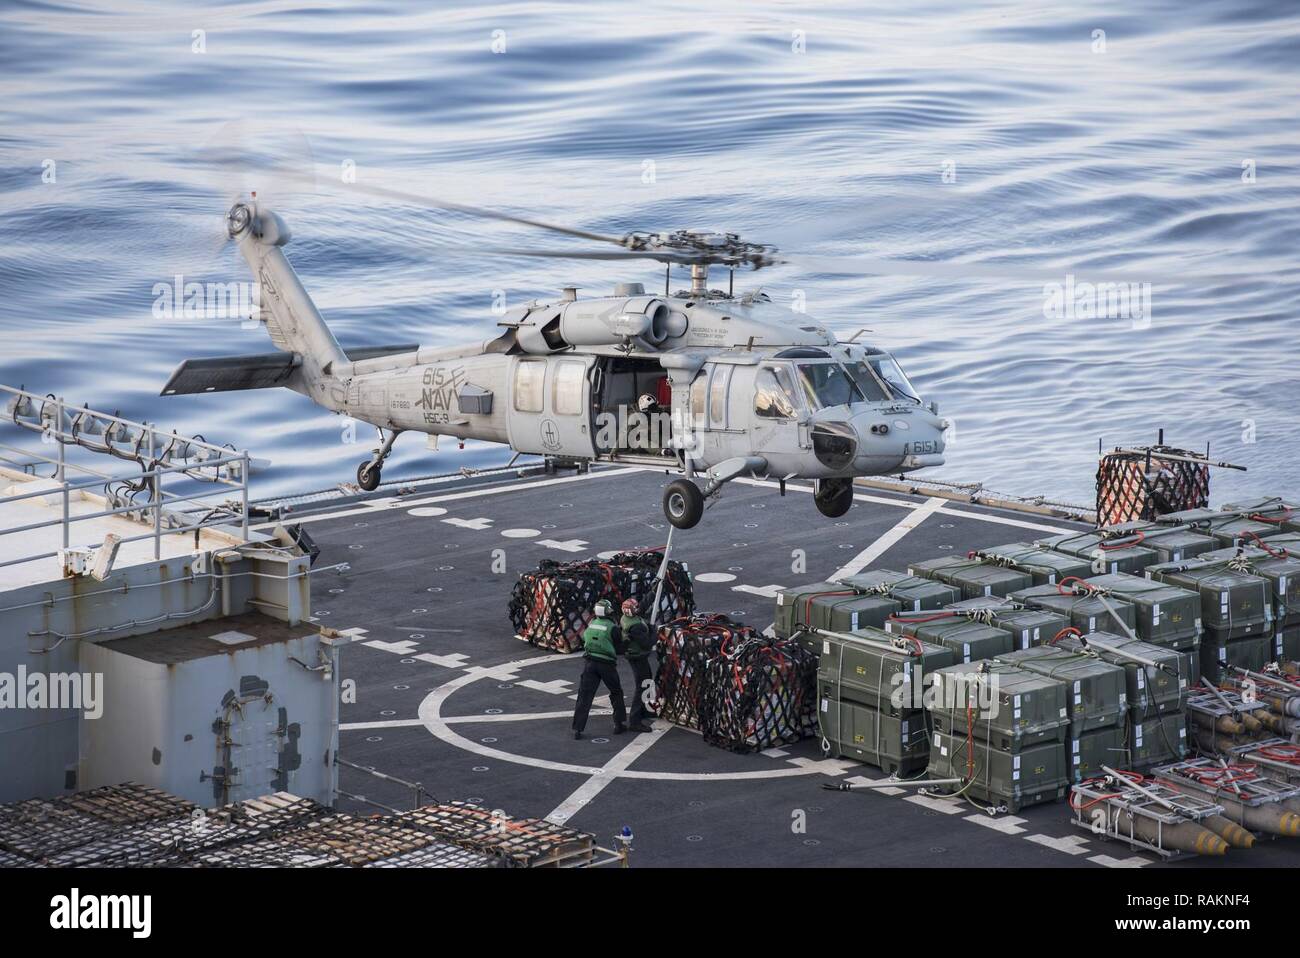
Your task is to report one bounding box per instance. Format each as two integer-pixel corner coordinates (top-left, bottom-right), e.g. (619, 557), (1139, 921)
(814, 477), (854, 518)
(663, 479), (704, 530)
(357, 462), (381, 492)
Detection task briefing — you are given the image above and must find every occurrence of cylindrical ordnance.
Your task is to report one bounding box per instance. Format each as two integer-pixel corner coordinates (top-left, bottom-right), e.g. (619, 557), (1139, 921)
(1256, 712), (1287, 734)
(1121, 813), (1228, 856)
(1284, 798), (1300, 816)
(1261, 693), (1300, 718)
(1189, 710), (1246, 735)
(1220, 799), (1300, 837)
(1201, 814), (1255, 848)
(1240, 712), (1264, 734)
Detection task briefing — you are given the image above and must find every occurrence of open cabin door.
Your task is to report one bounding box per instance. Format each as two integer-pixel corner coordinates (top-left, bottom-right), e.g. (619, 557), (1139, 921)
(506, 355), (597, 458)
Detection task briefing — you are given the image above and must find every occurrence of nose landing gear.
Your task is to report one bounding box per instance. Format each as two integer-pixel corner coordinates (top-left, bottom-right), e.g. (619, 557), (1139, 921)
(814, 477), (854, 518)
(357, 427), (403, 492)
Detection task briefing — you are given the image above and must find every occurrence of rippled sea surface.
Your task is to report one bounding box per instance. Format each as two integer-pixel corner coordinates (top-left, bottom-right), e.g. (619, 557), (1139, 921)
(1, 1), (1297, 503)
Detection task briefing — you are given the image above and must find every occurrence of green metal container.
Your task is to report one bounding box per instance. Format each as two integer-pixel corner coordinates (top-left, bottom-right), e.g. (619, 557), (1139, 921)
(814, 627), (955, 717)
(1069, 724), (1127, 782)
(1008, 584), (1137, 636)
(773, 583), (901, 639)
(944, 597), (1070, 649)
(907, 556), (1032, 599)
(1146, 562), (1272, 639)
(996, 646), (1128, 732)
(1132, 526), (1219, 564)
(1051, 632), (1188, 720)
(975, 542), (1094, 586)
(1279, 626), (1300, 662)
(817, 689), (931, 776)
(1221, 496), (1300, 534)
(1035, 530), (1157, 575)
(1199, 632), (1273, 683)
(1125, 711), (1189, 770)
(927, 660), (1069, 750)
(926, 730), (1070, 813)
(1196, 545), (1300, 629)
(840, 569), (960, 612)
(885, 615), (1014, 664)
(1084, 572), (1202, 646)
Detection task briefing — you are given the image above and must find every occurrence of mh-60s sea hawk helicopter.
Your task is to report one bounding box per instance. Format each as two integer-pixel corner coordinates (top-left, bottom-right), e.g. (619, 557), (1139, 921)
(162, 191), (947, 529)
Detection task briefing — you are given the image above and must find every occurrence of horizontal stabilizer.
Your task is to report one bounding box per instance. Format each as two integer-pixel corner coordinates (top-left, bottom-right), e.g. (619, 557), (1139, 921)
(160, 352), (302, 396)
(343, 343), (420, 362)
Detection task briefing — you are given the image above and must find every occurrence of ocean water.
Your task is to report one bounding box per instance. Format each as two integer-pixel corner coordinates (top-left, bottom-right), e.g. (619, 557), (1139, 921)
(1, 0), (1297, 505)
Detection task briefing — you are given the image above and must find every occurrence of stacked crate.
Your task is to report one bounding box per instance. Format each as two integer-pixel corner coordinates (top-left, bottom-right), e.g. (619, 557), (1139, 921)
(1083, 572), (1203, 678)
(884, 610), (1014, 664)
(943, 596), (1069, 650)
(838, 569), (961, 612)
(1050, 632), (1191, 770)
(1008, 582), (1138, 638)
(1145, 558), (1273, 681)
(1196, 538), (1300, 663)
(994, 645), (1128, 782)
(773, 582), (900, 641)
(813, 627), (955, 775)
(907, 555), (1033, 599)
(1035, 529), (1159, 576)
(924, 661), (1072, 812)
(972, 542), (1093, 586)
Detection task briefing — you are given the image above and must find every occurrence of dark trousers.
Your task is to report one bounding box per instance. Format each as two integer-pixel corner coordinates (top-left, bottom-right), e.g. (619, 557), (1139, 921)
(627, 655), (655, 726)
(572, 657), (626, 733)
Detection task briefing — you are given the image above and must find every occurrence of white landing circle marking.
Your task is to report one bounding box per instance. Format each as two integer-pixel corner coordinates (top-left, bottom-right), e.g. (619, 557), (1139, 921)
(694, 572), (737, 584)
(501, 528), (540, 538)
(596, 550), (620, 560)
(415, 654), (828, 782)
(408, 506), (449, 517)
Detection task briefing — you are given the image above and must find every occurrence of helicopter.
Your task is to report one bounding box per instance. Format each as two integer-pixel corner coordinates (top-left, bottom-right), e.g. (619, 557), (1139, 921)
(161, 191), (948, 529)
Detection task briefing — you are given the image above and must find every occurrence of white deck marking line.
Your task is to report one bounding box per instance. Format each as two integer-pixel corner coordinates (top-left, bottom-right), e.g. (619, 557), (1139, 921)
(1088, 853), (1150, 868)
(934, 505), (1072, 536)
(342, 710), (609, 731)
(963, 812), (1028, 835)
(415, 654), (855, 781)
(341, 719), (426, 730)
(254, 466), (642, 528)
(731, 583), (787, 598)
(903, 794), (966, 815)
(830, 496), (947, 581)
(1024, 833), (1092, 855)
(545, 722), (673, 825)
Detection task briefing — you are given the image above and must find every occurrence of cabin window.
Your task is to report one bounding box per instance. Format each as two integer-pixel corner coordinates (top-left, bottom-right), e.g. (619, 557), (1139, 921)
(553, 361), (586, 416)
(709, 365), (732, 427)
(754, 366), (799, 419)
(513, 360), (546, 413)
(690, 371), (707, 424)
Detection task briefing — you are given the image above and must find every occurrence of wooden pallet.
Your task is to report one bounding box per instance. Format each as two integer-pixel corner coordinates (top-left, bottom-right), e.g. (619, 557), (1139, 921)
(395, 802), (595, 867)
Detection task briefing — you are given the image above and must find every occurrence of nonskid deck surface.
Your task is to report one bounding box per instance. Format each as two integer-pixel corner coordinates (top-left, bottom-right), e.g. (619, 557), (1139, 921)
(287, 467), (1293, 868)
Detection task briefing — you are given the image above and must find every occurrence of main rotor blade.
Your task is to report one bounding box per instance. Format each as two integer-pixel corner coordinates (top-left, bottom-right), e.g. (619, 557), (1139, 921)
(789, 252), (1263, 287)
(490, 247), (699, 265)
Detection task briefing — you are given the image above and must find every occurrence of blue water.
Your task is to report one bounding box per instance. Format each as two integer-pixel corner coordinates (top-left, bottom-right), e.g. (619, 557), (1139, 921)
(2, 0), (1297, 504)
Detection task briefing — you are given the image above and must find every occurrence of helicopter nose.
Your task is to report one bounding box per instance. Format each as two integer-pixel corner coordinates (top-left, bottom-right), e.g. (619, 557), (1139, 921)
(849, 411), (946, 473)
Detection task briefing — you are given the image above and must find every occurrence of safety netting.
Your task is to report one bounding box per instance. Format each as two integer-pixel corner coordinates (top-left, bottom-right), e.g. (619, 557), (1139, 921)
(1096, 448), (1211, 526)
(655, 613), (818, 752)
(508, 549), (694, 653)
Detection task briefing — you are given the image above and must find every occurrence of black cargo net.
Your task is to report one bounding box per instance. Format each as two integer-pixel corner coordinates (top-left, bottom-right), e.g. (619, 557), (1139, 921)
(508, 549), (694, 653)
(1096, 449), (1210, 526)
(655, 614), (818, 752)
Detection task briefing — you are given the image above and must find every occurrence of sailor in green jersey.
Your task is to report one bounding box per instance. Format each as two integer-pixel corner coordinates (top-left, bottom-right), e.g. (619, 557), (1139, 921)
(571, 600), (628, 739)
(620, 597), (656, 733)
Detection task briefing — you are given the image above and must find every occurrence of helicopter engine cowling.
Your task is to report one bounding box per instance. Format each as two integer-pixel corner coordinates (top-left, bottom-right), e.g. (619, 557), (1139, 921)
(558, 296), (679, 348)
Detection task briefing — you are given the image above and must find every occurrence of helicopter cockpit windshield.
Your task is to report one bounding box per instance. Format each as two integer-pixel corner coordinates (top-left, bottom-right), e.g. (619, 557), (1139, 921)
(866, 353), (922, 404)
(794, 362), (862, 409)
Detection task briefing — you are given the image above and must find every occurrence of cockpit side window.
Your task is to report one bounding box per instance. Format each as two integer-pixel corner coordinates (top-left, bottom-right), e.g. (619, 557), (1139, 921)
(843, 361), (889, 402)
(868, 355), (922, 403)
(755, 365), (799, 419)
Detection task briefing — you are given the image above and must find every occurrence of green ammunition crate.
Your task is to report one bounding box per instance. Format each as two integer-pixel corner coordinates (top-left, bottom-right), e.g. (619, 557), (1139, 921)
(1036, 530), (1157, 576)
(1221, 497), (1300, 533)
(976, 542), (1095, 585)
(1133, 527), (1218, 564)
(1198, 632), (1272, 683)
(1146, 562), (1271, 639)
(814, 627), (955, 717)
(1051, 632), (1188, 720)
(817, 690), (931, 775)
(1156, 507), (1221, 525)
(927, 730), (1070, 813)
(1008, 584), (1137, 636)
(996, 646), (1128, 732)
(885, 615), (1014, 664)
(1196, 514), (1280, 548)
(1278, 626), (1300, 662)
(1196, 545), (1300, 629)
(1124, 711), (1188, 770)
(1069, 724), (1127, 782)
(1084, 572), (1202, 646)
(907, 556), (1031, 599)
(927, 661), (1069, 749)
(944, 597), (1069, 650)
(907, 555), (975, 581)
(840, 569), (961, 612)
(773, 583), (901, 638)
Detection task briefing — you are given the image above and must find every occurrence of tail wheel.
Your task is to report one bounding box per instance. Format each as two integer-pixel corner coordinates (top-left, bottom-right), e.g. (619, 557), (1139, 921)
(814, 478), (854, 518)
(663, 479), (704, 529)
(357, 462), (381, 492)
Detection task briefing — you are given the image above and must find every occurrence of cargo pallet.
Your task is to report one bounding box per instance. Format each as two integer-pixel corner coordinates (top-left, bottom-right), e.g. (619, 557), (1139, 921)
(1070, 774), (1226, 859)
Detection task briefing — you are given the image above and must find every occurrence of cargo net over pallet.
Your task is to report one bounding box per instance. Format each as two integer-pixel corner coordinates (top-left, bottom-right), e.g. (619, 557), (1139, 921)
(394, 801), (597, 867)
(1096, 446), (1211, 527)
(656, 613), (818, 753)
(509, 549), (694, 653)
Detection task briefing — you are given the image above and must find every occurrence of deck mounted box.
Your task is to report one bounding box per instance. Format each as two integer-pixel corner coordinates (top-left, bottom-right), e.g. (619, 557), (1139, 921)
(1146, 562), (1271, 640)
(815, 627), (954, 717)
(926, 730), (1070, 813)
(773, 583), (899, 638)
(817, 689), (931, 776)
(1051, 632), (1188, 720)
(996, 646), (1128, 733)
(885, 616), (1014, 664)
(1036, 531), (1158, 576)
(839, 569), (960, 612)
(945, 597), (1069, 649)
(975, 542), (1093, 586)
(927, 661), (1069, 750)
(1084, 572), (1202, 647)
(1009, 585), (1137, 637)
